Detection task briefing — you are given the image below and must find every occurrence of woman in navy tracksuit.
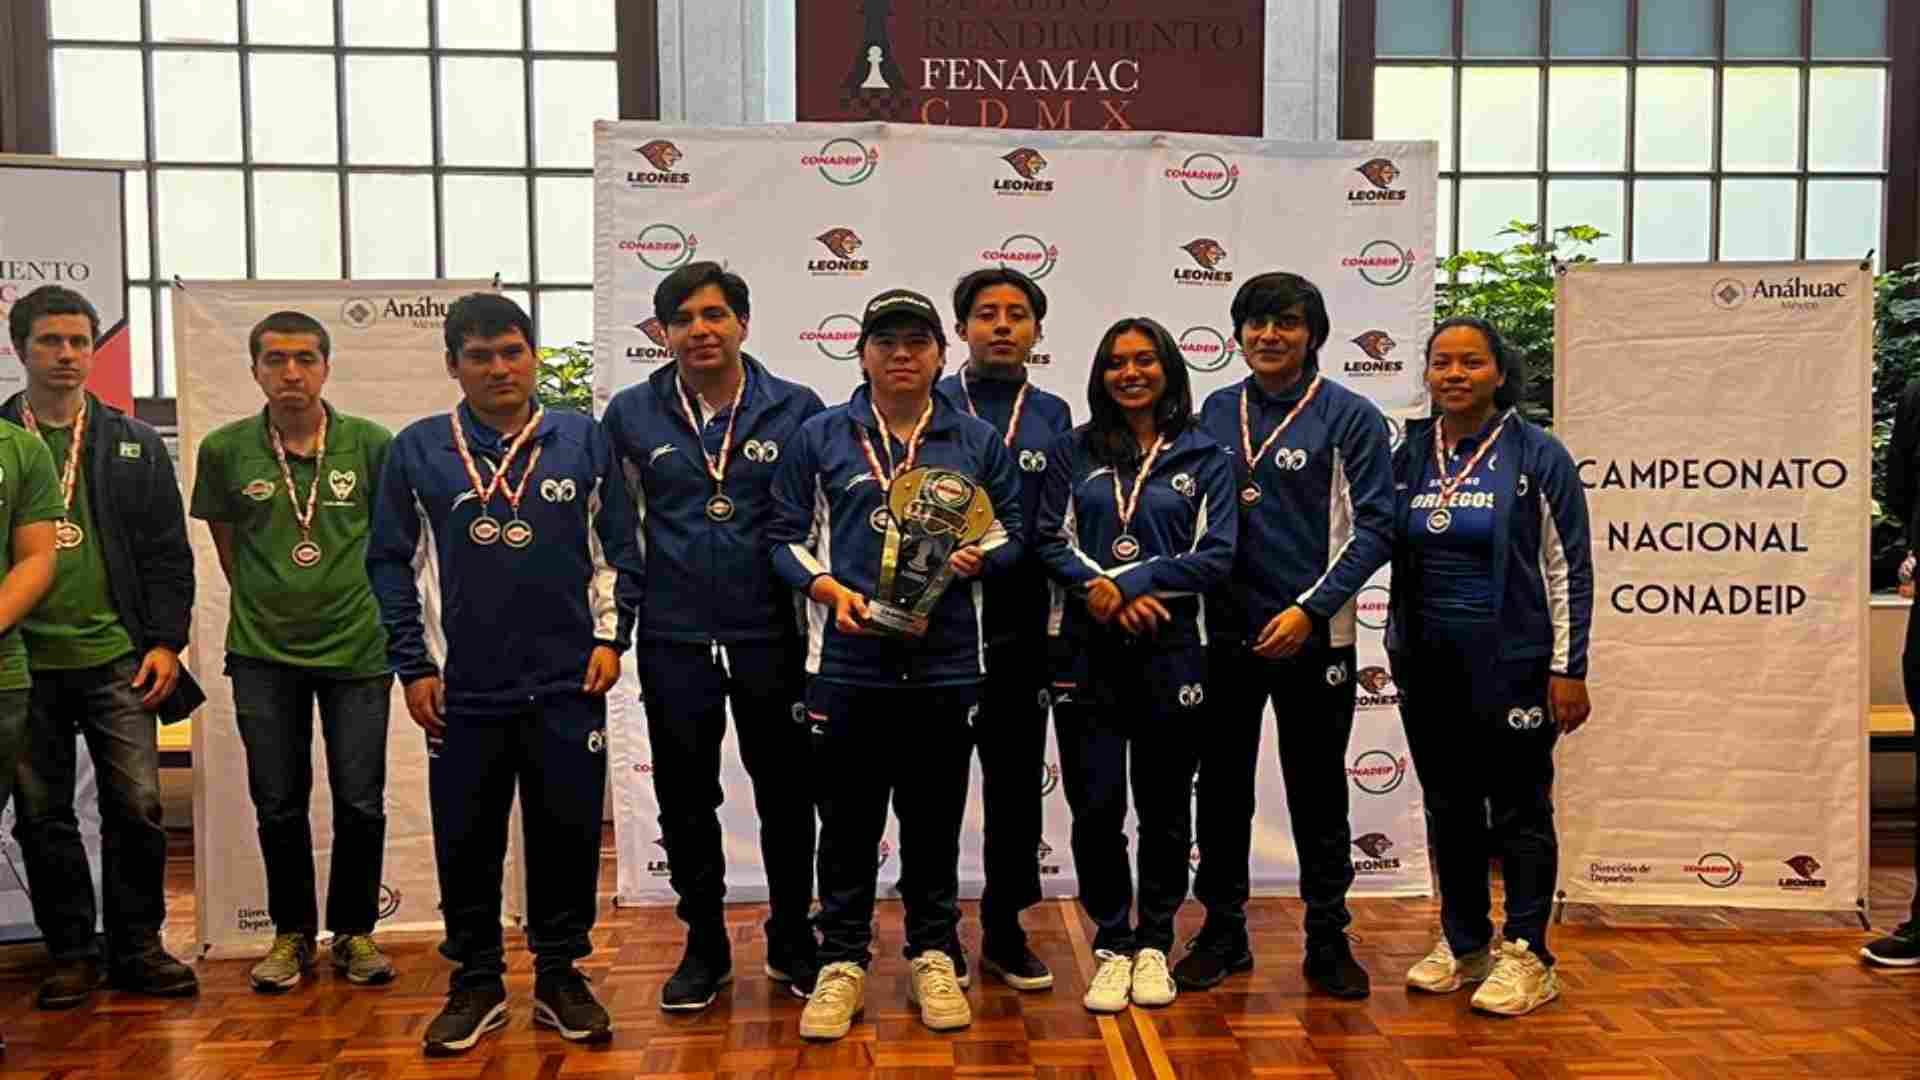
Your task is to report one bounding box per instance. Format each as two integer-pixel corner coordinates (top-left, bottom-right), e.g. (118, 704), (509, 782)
(1036, 316), (1236, 1014)
(1386, 316), (1593, 1018)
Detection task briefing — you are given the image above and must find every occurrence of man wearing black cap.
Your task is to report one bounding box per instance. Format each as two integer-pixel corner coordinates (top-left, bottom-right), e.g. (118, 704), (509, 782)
(769, 288), (1024, 1040)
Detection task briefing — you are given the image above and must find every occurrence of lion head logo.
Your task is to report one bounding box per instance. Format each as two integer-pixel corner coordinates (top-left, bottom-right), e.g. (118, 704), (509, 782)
(1181, 237), (1228, 270)
(637, 139), (683, 170)
(1352, 833), (1395, 859)
(636, 317), (668, 348)
(1356, 665), (1394, 693)
(1003, 147), (1048, 179)
(1784, 854), (1822, 880)
(1356, 157), (1401, 190)
(1352, 330), (1397, 361)
(816, 227), (863, 259)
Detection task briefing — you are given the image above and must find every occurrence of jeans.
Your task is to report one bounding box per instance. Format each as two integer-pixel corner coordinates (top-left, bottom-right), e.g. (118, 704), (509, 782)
(808, 679), (976, 968)
(636, 639), (814, 941)
(228, 656), (393, 937)
(430, 691), (607, 989)
(1194, 642), (1359, 942)
(1399, 618), (1559, 966)
(13, 653), (166, 961)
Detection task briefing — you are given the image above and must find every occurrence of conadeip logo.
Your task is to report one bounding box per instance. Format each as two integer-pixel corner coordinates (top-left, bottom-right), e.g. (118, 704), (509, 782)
(810, 227), (870, 276)
(627, 317), (671, 363)
(1348, 157), (1409, 206)
(341, 294), (447, 330)
(1166, 152), (1239, 201)
(1041, 760), (1060, 796)
(1715, 275), (1848, 312)
(1354, 665), (1401, 709)
(1354, 584), (1391, 630)
(877, 838), (893, 870)
(620, 224), (698, 271)
(1685, 851), (1744, 889)
(628, 139), (691, 188)
(804, 138), (878, 185)
(996, 147), (1055, 195)
(1346, 330), (1404, 375)
(1347, 749), (1408, 794)
(982, 233), (1059, 279)
(1780, 854), (1827, 890)
(1177, 326), (1239, 373)
(1344, 240), (1415, 286)
(377, 884), (402, 921)
(1174, 238), (1233, 286)
(799, 313), (862, 361)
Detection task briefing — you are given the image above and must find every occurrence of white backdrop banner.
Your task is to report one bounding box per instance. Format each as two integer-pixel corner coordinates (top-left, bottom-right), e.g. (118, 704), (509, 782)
(1555, 261), (1870, 911)
(175, 279), (523, 956)
(594, 122), (1438, 905)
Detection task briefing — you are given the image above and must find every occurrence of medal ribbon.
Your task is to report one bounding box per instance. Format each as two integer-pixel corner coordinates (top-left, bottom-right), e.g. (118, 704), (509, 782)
(268, 409), (330, 545)
(857, 397), (934, 488)
(1110, 435), (1166, 538)
(20, 397), (87, 527)
(960, 373), (1029, 449)
(673, 367), (747, 489)
(451, 406), (546, 518)
(1432, 408), (1513, 507)
(1239, 374), (1322, 470)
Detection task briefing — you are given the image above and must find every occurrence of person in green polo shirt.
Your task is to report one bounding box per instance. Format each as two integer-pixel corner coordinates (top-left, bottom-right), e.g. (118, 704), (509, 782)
(191, 310), (397, 993)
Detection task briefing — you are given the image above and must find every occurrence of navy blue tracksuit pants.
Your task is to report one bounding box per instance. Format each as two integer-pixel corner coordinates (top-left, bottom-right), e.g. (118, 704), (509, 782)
(1397, 616), (1559, 966)
(637, 639), (814, 941)
(1054, 640), (1205, 955)
(809, 679), (977, 968)
(969, 638), (1050, 944)
(1193, 641), (1359, 943)
(429, 691), (607, 989)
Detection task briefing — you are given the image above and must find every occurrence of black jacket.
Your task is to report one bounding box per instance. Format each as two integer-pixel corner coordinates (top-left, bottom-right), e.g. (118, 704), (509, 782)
(0, 392), (202, 721)
(1888, 381), (1920, 550)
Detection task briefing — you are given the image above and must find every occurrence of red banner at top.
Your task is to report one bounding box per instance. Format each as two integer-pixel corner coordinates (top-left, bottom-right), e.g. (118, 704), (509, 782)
(796, 1), (1265, 136)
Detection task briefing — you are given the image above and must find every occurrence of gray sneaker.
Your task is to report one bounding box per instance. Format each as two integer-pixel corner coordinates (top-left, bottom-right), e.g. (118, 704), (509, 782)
(251, 933), (314, 993)
(331, 934), (396, 985)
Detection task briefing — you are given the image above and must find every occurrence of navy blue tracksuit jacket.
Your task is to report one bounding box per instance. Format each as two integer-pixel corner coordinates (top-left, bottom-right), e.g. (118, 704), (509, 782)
(601, 354), (827, 644)
(368, 403), (642, 712)
(767, 385), (1025, 687)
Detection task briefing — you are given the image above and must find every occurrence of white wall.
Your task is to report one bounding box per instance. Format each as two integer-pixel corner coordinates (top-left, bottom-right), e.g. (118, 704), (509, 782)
(657, 1), (1342, 139)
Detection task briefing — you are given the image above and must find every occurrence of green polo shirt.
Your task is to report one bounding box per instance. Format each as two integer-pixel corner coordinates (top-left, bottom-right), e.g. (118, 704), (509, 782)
(21, 425), (136, 672)
(0, 422), (70, 688)
(191, 405), (393, 677)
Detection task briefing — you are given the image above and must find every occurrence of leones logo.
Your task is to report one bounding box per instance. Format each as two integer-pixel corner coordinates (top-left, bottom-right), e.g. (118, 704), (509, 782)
(1167, 152), (1239, 201)
(981, 233), (1058, 279)
(1355, 665), (1401, 709)
(1344, 240), (1415, 287)
(805, 138), (878, 185)
(1780, 854), (1827, 890)
(811, 227), (870, 276)
(1175, 237), (1233, 286)
(629, 139), (691, 188)
(997, 147), (1054, 196)
(620, 224), (698, 271)
(1351, 832), (1402, 873)
(1349, 157), (1408, 205)
(1347, 330), (1403, 376)
(628, 317), (672, 363)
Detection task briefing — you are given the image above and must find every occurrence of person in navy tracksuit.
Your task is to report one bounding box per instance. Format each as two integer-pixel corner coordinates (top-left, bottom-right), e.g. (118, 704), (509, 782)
(769, 288), (1024, 1040)
(601, 263), (827, 1011)
(933, 268), (1073, 992)
(367, 294), (642, 1055)
(1386, 316), (1593, 1018)
(1186, 272), (1394, 997)
(1036, 316), (1236, 1015)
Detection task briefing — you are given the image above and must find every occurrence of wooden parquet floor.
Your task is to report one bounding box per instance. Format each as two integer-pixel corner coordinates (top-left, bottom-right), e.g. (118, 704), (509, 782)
(0, 839), (1914, 1079)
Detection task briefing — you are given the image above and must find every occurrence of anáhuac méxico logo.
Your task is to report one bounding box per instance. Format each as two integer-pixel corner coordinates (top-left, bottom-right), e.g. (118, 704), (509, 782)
(1713, 275), (1848, 312)
(341, 294), (449, 330)
(628, 139), (691, 187)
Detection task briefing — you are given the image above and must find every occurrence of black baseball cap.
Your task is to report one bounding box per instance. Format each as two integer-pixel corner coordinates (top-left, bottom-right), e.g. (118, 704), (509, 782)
(857, 288), (947, 350)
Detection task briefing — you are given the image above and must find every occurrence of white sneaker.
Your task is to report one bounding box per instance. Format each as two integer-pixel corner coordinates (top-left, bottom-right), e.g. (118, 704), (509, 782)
(907, 951), (972, 1032)
(1129, 948), (1177, 1007)
(1082, 949), (1132, 1013)
(1470, 940), (1559, 1016)
(1406, 936), (1493, 993)
(799, 962), (865, 1040)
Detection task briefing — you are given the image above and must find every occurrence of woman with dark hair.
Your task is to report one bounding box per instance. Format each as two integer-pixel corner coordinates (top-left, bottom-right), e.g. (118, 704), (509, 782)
(1035, 317), (1237, 1013)
(1386, 316), (1594, 1017)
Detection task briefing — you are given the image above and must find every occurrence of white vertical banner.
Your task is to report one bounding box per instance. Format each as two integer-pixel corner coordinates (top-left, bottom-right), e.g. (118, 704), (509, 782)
(1555, 261), (1870, 911)
(596, 122), (1437, 904)
(174, 279), (526, 957)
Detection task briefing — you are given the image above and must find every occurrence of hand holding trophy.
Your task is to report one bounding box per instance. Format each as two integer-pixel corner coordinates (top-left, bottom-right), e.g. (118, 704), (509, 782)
(864, 465), (996, 636)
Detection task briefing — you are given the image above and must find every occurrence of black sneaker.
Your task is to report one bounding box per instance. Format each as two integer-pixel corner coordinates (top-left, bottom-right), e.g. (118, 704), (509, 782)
(534, 968), (613, 1043)
(1861, 921), (1920, 967)
(765, 933), (820, 998)
(36, 957), (103, 1010)
(1172, 930), (1253, 990)
(946, 944), (971, 989)
(109, 942), (199, 997)
(423, 983), (509, 1056)
(1304, 935), (1370, 999)
(981, 935), (1053, 991)
(661, 937), (733, 1012)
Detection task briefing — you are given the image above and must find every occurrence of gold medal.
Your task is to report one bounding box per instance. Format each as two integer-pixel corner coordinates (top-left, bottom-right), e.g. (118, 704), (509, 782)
(21, 397), (88, 549)
(267, 408), (330, 569)
(451, 407), (545, 550)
